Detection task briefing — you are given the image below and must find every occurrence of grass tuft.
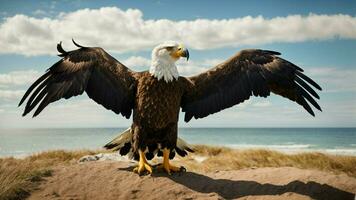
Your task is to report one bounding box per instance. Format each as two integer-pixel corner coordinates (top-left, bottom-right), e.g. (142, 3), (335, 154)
(181, 145), (356, 177)
(0, 149), (101, 200)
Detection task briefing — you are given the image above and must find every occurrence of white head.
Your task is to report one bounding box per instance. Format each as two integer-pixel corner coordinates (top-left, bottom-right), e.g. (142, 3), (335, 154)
(149, 41), (189, 82)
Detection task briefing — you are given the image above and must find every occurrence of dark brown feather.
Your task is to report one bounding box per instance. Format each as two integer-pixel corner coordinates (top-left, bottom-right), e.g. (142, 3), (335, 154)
(18, 71), (51, 107)
(19, 42), (137, 118)
(181, 49), (322, 122)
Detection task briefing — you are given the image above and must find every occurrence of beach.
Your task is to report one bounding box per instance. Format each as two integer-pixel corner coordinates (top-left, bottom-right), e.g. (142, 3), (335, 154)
(1, 128), (356, 157)
(1, 145), (356, 200)
(28, 162), (356, 200)
(1, 128), (356, 199)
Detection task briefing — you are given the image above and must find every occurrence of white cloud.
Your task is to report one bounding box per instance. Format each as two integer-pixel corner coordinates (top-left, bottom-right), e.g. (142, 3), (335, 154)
(176, 58), (224, 76)
(0, 89), (24, 101)
(0, 97), (131, 128)
(122, 56), (151, 68)
(176, 61), (207, 76)
(0, 70), (41, 88)
(32, 9), (47, 16)
(200, 59), (225, 66)
(306, 67), (356, 92)
(253, 100), (272, 107)
(0, 7), (355, 56)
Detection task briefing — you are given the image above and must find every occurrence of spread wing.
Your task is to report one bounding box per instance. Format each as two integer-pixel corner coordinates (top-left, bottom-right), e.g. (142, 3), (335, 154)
(181, 49), (322, 122)
(19, 40), (137, 118)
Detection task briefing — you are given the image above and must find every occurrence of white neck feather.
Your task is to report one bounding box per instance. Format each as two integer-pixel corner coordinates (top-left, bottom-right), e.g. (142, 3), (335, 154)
(149, 58), (179, 82)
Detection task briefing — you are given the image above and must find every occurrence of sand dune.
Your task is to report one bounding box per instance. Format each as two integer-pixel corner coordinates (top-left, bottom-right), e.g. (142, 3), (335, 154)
(28, 161), (356, 200)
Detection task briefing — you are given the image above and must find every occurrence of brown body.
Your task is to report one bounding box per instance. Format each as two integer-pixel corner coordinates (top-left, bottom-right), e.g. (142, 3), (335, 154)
(132, 73), (190, 159)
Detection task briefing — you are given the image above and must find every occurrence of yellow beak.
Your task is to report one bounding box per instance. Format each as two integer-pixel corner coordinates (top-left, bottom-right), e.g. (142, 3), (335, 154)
(171, 45), (189, 61)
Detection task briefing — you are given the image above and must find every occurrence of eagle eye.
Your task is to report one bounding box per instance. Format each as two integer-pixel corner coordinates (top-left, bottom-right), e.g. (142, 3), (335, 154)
(165, 47), (174, 51)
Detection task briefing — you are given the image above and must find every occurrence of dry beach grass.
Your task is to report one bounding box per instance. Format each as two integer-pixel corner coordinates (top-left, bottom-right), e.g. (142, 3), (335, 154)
(0, 150), (100, 200)
(183, 145), (356, 176)
(0, 146), (355, 200)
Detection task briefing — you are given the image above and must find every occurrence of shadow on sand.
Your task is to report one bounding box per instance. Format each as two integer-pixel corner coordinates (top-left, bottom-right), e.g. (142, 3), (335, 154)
(118, 166), (354, 200)
(156, 171), (354, 200)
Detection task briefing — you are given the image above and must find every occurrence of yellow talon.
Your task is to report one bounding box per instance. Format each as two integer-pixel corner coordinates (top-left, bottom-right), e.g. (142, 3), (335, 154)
(158, 148), (184, 175)
(133, 150), (152, 174)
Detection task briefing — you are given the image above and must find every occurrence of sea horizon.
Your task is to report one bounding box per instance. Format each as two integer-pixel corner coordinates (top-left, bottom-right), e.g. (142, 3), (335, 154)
(2, 127), (356, 129)
(1, 127), (355, 158)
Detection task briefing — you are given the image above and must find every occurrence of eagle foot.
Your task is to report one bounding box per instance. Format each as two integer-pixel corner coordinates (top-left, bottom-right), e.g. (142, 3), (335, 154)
(133, 163), (152, 175)
(158, 148), (185, 175)
(133, 150), (152, 175)
(157, 163), (185, 175)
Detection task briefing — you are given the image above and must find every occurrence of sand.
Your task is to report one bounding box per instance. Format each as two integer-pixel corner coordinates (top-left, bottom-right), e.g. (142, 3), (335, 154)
(28, 161), (356, 200)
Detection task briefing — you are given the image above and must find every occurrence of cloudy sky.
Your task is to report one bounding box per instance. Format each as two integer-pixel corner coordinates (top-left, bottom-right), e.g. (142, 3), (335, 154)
(0, 0), (355, 128)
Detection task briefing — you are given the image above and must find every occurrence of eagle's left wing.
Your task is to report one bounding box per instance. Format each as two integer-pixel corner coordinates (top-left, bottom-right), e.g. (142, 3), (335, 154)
(181, 49), (322, 122)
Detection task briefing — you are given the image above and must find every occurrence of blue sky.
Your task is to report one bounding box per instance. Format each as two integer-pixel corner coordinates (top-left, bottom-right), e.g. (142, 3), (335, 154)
(0, 0), (355, 128)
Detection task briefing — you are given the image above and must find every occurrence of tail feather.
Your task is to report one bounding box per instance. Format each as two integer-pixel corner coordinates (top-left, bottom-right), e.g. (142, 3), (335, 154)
(104, 127), (195, 159)
(104, 128), (131, 151)
(175, 137), (195, 157)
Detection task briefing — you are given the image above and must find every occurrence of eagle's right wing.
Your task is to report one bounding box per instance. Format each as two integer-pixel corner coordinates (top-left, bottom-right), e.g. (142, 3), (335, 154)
(19, 40), (137, 118)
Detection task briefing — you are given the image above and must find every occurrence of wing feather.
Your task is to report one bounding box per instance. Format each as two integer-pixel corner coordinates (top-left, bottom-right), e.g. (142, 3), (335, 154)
(18, 71), (51, 107)
(181, 49), (322, 122)
(296, 70), (322, 90)
(295, 76), (320, 99)
(19, 41), (137, 118)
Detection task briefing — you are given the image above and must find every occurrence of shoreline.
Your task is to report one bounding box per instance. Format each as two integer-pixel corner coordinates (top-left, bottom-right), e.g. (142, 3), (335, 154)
(2, 145), (356, 159)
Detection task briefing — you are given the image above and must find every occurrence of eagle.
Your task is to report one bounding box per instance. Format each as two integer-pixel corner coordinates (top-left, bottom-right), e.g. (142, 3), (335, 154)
(19, 40), (322, 175)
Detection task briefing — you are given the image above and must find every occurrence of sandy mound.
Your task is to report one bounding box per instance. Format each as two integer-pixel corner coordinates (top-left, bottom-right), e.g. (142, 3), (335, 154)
(27, 161), (356, 200)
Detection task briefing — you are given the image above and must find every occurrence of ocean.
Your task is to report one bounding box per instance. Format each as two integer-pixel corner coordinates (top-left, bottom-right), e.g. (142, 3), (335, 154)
(0, 128), (355, 157)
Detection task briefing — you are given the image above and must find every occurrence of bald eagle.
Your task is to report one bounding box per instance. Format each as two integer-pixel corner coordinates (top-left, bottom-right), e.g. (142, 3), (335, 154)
(19, 40), (321, 175)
